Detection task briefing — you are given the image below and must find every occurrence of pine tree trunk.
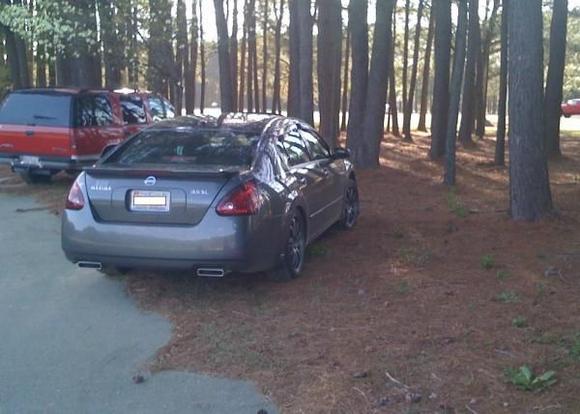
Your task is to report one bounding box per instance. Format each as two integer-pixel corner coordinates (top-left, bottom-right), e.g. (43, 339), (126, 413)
(508, 0), (553, 221)
(176, 0), (189, 114)
(214, 0), (235, 112)
(388, 8), (400, 137)
(417, 8), (434, 132)
(357, 0), (395, 168)
(231, 0), (239, 112)
(458, 0), (480, 145)
(346, 0), (368, 150)
(429, 0), (452, 159)
(444, 0), (468, 186)
(402, 0), (424, 141)
(239, 0), (248, 110)
(272, 0), (285, 114)
(99, 0), (122, 89)
(297, 0), (314, 124)
(288, 0), (301, 117)
(544, 0), (568, 157)
(199, 0), (206, 113)
(317, 0), (342, 146)
(261, 0), (268, 112)
(494, 0), (508, 166)
(340, 27), (350, 132)
(402, 0), (410, 110)
(186, 0), (199, 114)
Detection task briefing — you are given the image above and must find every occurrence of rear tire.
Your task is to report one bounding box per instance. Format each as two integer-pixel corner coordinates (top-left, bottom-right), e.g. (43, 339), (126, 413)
(269, 212), (306, 282)
(339, 179), (360, 230)
(19, 170), (52, 184)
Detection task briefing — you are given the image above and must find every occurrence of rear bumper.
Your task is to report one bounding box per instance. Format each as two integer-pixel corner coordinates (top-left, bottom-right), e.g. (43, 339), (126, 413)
(61, 207), (283, 274)
(0, 153), (97, 172)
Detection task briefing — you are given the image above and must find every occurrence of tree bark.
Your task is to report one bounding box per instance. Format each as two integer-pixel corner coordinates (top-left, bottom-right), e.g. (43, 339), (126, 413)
(444, 0), (468, 186)
(402, 0), (410, 110)
(199, 0), (206, 113)
(231, 0), (239, 112)
(544, 0), (568, 157)
(402, 0), (425, 141)
(148, 0), (174, 96)
(418, 7), (434, 132)
(99, 0), (122, 89)
(429, 0), (452, 159)
(288, 0), (301, 117)
(239, 0), (248, 110)
(357, 0), (396, 168)
(494, 0), (508, 166)
(214, 0), (235, 112)
(272, 0), (285, 114)
(187, 0), (199, 113)
(176, 0), (189, 114)
(458, 0), (480, 145)
(297, 0), (314, 124)
(508, 0), (553, 220)
(346, 0), (368, 149)
(261, 0), (268, 112)
(317, 0), (342, 146)
(388, 7), (400, 137)
(340, 27), (350, 132)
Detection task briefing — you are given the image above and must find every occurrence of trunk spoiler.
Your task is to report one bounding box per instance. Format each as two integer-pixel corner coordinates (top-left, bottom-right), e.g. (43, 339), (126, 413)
(84, 166), (243, 178)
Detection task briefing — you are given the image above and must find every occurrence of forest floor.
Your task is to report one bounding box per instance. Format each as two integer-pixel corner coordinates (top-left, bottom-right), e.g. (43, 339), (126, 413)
(2, 131), (580, 413)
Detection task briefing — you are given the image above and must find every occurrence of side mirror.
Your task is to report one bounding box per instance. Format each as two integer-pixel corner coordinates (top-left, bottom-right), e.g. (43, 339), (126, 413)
(333, 147), (351, 160)
(100, 144), (118, 159)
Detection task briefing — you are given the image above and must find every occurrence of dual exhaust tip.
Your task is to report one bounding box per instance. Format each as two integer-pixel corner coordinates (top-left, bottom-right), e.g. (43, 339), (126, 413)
(76, 262), (225, 278)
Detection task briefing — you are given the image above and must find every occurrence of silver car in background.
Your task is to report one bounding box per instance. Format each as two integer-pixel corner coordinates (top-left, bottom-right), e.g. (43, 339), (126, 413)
(61, 113), (359, 281)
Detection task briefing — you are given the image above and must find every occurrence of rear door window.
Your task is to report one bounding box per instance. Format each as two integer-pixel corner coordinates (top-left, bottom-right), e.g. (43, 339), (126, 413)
(147, 96), (166, 121)
(300, 129), (330, 160)
(0, 93), (72, 127)
(163, 99), (175, 118)
(281, 132), (310, 166)
(76, 95), (113, 127)
(120, 95), (147, 124)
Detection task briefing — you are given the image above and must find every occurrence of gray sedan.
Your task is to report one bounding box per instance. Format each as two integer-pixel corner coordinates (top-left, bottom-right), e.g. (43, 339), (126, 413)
(61, 113), (359, 281)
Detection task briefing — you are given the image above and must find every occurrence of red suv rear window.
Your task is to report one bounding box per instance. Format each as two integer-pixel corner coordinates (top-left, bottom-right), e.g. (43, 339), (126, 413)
(0, 92), (72, 127)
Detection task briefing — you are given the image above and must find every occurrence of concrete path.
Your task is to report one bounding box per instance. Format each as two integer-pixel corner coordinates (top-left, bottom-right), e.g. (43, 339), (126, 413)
(0, 193), (277, 414)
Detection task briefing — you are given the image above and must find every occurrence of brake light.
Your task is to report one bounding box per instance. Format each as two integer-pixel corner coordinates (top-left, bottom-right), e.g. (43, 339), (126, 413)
(65, 179), (85, 210)
(216, 181), (261, 216)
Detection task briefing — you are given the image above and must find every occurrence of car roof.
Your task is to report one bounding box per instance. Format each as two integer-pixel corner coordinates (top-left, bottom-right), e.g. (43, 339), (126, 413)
(11, 88), (153, 96)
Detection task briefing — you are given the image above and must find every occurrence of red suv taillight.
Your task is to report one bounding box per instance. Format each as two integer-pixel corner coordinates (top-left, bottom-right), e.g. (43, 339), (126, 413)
(216, 181), (261, 216)
(65, 179), (85, 210)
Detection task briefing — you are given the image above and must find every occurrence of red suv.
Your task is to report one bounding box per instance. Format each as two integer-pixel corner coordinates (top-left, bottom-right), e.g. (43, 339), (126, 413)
(0, 88), (175, 183)
(561, 99), (580, 118)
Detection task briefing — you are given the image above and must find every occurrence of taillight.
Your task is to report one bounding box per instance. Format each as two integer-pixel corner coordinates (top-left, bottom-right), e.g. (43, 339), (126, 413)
(65, 179), (85, 210)
(216, 181), (261, 216)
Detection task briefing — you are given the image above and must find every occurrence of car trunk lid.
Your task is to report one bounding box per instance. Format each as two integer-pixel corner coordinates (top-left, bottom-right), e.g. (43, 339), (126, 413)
(84, 166), (239, 225)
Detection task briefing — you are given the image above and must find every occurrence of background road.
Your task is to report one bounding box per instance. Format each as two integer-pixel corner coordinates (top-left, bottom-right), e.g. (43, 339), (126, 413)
(0, 193), (277, 414)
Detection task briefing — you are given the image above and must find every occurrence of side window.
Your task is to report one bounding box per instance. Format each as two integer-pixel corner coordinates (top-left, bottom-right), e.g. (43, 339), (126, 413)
(300, 129), (330, 160)
(120, 95), (147, 125)
(163, 99), (176, 118)
(148, 97), (166, 121)
(281, 132), (310, 166)
(94, 96), (113, 126)
(76, 95), (113, 127)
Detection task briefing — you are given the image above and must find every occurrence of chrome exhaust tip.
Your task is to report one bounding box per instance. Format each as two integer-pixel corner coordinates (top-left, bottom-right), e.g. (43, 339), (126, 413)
(196, 267), (225, 278)
(77, 261), (103, 270)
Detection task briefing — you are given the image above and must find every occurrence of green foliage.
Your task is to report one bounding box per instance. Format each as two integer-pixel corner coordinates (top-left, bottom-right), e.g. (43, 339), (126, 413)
(446, 189), (467, 218)
(496, 290), (520, 303)
(394, 280), (411, 295)
(307, 243), (328, 258)
(512, 316), (528, 328)
(496, 270), (511, 281)
(480, 254), (495, 270)
(568, 333), (580, 361)
(505, 365), (557, 392)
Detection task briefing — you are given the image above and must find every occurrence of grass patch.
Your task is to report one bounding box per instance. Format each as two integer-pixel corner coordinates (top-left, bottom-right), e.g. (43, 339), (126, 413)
(398, 247), (432, 267)
(446, 189), (467, 218)
(505, 365), (557, 392)
(567, 333), (580, 361)
(480, 254), (495, 270)
(394, 280), (411, 295)
(512, 316), (528, 328)
(496, 290), (520, 303)
(497, 270), (511, 281)
(307, 243), (329, 258)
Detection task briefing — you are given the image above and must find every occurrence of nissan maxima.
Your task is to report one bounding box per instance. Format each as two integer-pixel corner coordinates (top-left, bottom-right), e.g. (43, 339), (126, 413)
(61, 114), (359, 281)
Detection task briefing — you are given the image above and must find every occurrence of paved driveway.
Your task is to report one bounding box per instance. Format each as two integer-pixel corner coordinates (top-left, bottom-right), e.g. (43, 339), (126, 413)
(0, 193), (276, 414)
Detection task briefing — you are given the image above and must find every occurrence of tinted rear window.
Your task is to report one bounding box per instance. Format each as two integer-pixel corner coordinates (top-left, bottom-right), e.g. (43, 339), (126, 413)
(0, 93), (72, 127)
(105, 129), (260, 168)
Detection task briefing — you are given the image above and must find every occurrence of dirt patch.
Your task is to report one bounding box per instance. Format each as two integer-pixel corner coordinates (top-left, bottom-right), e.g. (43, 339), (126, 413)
(3, 134), (580, 413)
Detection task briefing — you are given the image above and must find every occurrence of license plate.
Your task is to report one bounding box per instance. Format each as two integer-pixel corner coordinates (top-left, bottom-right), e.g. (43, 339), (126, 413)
(130, 190), (171, 212)
(20, 155), (41, 166)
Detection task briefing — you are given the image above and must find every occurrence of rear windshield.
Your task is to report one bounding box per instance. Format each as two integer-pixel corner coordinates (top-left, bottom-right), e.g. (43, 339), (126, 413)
(105, 129), (260, 168)
(0, 93), (72, 127)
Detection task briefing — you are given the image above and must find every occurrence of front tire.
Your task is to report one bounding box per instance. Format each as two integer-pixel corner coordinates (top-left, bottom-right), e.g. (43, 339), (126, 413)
(339, 179), (360, 230)
(269, 212), (306, 282)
